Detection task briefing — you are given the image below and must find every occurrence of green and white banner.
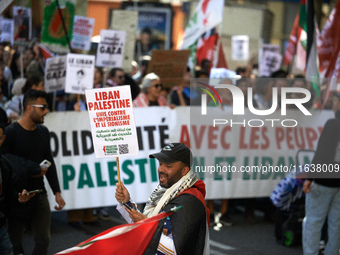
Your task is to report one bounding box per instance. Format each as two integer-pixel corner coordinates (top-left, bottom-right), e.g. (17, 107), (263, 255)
(44, 107), (332, 210)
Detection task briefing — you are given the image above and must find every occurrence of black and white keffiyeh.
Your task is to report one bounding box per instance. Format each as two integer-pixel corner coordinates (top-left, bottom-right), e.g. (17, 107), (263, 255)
(143, 170), (199, 217)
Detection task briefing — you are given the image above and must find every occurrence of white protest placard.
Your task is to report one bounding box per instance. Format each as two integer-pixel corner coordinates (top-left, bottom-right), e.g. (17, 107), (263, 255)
(85, 86), (139, 158)
(96, 29), (126, 68)
(0, 18), (14, 45)
(210, 68), (236, 79)
(44, 55), (67, 93)
(260, 51), (283, 77)
(71, 16), (95, 51)
(231, 35), (249, 61)
(259, 44), (282, 77)
(259, 44), (280, 62)
(13, 6), (31, 43)
(65, 53), (95, 94)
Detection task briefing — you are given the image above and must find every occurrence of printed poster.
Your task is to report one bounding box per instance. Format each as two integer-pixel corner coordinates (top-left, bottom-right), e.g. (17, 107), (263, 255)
(121, 2), (172, 60)
(259, 44), (282, 77)
(71, 16), (95, 51)
(231, 35), (249, 61)
(65, 53), (95, 94)
(0, 18), (14, 45)
(85, 86), (139, 158)
(13, 6), (31, 43)
(44, 55), (67, 93)
(260, 51), (283, 77)
(96, 29), (126, 68)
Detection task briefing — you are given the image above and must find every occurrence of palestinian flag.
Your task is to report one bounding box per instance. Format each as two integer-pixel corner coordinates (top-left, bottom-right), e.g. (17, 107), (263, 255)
(179, 0), (224, 50)
(55, 211), (173, 255)
(36, 42), (54, 60)
(179, 0), (224, 72)
(196, 30), (228, 71)
(283, 12), (299, 68)
(295, 0), (308, 71)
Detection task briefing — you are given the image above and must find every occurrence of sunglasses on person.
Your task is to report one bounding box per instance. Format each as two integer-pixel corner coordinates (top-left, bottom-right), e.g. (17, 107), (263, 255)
(30, 104), (48, 111)
(117, 75), (125, 79)
(152, 84), (162, 89)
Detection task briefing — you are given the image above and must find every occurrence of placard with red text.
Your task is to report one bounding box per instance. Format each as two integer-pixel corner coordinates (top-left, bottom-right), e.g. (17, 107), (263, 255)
(85, 86), (139, 158)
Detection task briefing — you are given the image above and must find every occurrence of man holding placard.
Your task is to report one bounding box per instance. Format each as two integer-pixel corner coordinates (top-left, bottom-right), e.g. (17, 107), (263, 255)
(115, 143), (210, 254)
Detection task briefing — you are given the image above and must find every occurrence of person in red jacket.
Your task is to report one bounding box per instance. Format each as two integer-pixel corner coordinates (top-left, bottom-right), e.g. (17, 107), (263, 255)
(115, 143), (210, 255)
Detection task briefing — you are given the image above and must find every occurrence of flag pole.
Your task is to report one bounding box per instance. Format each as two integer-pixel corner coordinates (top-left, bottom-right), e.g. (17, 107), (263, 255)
(116, 157), (121, 184)
(55, 0), (73, 53)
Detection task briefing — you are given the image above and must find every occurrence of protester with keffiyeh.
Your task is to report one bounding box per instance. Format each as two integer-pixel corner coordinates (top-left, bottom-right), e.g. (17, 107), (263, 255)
(115, 143), (210, 255)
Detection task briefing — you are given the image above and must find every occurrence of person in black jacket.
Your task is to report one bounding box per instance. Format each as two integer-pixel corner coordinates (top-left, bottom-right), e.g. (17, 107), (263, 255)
(115, 143), (210, 254)
(302, 91), (340, 255)
(2, 90), (65, 255)
(0, 121), (34, 255)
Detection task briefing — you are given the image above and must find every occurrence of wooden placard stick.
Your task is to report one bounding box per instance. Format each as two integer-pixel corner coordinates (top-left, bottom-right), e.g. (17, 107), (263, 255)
(116, 157), (121, 184)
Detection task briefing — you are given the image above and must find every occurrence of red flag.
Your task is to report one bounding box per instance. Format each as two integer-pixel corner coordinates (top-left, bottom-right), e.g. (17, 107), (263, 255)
(196, 32), (228, 72)
(318, 0), (340, 79)
(36, 42), (53, 60)
(216, 39), (228, 69)
(55, 211), (172, 255)
(283, 12), (299, 67)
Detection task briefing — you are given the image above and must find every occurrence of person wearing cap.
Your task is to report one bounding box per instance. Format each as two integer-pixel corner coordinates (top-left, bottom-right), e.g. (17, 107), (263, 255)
(133, 72), (169, 107)
(115, 143), (210, 254)
(302, 91), (340, 255)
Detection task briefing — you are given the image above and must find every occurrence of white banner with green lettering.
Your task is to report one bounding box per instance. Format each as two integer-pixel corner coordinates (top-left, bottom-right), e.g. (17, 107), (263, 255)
(44, 107), (332, 210)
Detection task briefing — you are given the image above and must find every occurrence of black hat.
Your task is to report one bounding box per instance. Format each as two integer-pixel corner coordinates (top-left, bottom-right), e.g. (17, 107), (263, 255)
(149, 143), (193, 167)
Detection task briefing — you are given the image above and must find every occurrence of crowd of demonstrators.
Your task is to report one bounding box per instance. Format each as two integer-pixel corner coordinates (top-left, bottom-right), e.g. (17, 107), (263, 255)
(6, 76), (45, 123)
(0, 41), (48, 127)
(0, 36), (339, 254)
